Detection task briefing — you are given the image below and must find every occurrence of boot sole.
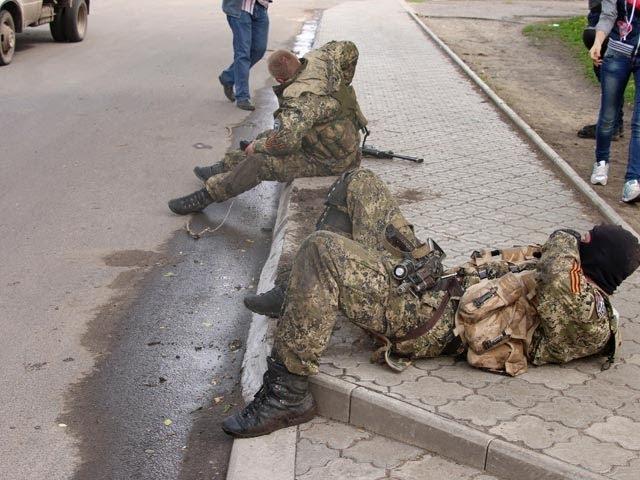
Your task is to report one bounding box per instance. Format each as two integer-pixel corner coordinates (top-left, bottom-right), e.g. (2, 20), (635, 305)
(222, 405), (317, 439)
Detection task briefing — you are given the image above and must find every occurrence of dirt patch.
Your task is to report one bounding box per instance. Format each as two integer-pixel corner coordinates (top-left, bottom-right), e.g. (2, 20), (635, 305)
(396, 187), (435, 204)
(103, 249), (168, 269)
(416, 7), (640, 231)
(275, 186), (328, 284)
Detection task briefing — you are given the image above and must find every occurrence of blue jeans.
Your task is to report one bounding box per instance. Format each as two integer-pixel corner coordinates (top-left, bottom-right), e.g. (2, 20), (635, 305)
(220, 4), (269, 102)
(596, 50), (640, 181)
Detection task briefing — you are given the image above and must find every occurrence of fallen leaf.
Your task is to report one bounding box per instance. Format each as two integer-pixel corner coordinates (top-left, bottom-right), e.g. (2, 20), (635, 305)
(202, 322), (213, 327)
(213, 396), (224, 404)
(163, 419), (173, 426)
(223, 404), (233, 413)
(163, 272), (176, 277)
(58, 423), (67, 428)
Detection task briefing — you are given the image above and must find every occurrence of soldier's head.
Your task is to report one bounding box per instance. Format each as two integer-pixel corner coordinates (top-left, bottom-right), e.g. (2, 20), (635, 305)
(268, 50), (302, 84)
(579, 224), (640, 294)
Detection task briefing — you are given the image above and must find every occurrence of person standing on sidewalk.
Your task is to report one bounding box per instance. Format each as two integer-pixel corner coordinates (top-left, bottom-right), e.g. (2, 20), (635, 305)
(577, 0), (626, 140)
(168, 41), (367, 215)
(219, 0), (271, 111)
(589, 0), (640, 202)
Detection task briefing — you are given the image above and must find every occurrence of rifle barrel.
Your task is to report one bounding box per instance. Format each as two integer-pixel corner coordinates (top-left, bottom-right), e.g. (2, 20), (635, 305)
(392, 153), (424, 163)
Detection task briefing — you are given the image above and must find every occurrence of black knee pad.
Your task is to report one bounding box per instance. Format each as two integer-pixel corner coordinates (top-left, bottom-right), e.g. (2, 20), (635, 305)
(315, 170), (358, 235)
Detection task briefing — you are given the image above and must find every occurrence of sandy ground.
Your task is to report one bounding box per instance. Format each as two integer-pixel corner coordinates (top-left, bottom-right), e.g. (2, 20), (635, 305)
(412, 0), (640, 231)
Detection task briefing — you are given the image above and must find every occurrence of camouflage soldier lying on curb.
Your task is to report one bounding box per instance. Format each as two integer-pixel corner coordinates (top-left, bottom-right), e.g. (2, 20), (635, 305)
(168, 40), (367, 215)
(221, 168), (640, 439)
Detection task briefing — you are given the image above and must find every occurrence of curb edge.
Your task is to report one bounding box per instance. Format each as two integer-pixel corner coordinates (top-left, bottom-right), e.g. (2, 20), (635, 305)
(313, 372), (610, 480)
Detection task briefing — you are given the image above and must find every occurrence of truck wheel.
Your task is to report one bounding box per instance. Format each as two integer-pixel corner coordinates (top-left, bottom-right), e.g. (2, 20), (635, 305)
(50, 8), (67, 42)
(0, 9), (16, 66)
(63, 0), (88, 43)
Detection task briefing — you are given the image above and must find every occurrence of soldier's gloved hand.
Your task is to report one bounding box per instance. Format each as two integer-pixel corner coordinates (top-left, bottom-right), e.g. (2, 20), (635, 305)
(551, 228), (582, 242)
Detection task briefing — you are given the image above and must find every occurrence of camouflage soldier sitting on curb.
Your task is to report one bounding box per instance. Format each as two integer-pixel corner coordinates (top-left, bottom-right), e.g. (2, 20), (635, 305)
(168, 40), (367, 215)
(222, 168), (640, 439)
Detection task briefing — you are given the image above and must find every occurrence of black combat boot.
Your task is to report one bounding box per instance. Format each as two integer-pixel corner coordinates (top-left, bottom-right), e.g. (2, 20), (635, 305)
(243, 286), (286, 317)
(168, 188), (213, 215)
(222, 357), (316, 438)
(193, 162), (225, 182)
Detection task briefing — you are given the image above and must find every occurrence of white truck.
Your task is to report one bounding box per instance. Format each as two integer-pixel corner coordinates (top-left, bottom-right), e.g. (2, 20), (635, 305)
(0, 0), (89, 66)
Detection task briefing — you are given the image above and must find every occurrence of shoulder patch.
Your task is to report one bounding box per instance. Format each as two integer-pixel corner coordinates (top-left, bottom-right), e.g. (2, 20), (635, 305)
(570, 260), (582, 294)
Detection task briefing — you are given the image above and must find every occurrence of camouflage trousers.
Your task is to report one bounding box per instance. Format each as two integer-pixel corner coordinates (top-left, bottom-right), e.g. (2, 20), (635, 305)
(272, 169), (456, 376)
(273, 167), (416, 287)
(204, 148), (360, 203)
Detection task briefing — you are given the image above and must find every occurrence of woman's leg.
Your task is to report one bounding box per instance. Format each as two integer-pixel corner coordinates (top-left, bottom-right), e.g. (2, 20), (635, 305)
(625, 61), (640, 182)
(596, 53), (631, 164)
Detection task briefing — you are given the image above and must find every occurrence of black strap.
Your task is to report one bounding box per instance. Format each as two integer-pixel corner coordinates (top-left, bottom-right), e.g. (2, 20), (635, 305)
(393, 277), (461, 343)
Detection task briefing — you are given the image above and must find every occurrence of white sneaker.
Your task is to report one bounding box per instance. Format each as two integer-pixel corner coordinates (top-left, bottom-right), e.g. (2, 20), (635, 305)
(622, 179), (640, 203)
(590, 161), (609, 185)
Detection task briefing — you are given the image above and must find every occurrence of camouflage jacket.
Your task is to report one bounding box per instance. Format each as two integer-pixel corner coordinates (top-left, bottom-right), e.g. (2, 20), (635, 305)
(253, 41), (362, 161)
(529, 230), (615, 365)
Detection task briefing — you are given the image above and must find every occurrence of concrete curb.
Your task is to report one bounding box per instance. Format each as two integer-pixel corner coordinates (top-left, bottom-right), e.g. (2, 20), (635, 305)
(312, 373), (609, 480)
(401, 1), (640, 242)
(239, 182), (292, 402)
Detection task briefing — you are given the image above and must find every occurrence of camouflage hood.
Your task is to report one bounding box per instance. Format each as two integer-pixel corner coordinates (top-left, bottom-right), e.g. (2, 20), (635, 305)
(282, 50), (342, 99)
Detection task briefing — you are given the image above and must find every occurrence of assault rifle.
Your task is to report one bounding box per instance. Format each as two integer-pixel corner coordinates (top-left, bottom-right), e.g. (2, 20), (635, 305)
(239, 129), (424, 164)
(361, 128), (424, 164)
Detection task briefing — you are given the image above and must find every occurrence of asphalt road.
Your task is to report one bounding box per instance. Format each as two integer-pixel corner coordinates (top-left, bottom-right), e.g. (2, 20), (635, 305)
(0, 1), (339, 478)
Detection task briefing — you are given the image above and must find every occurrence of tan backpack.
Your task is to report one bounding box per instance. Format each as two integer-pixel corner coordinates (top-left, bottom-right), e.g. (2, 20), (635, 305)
(454, 269), (539, 376)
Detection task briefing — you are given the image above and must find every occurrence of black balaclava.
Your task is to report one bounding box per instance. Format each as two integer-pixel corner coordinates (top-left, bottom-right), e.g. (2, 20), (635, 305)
(579, 224), (640, 295)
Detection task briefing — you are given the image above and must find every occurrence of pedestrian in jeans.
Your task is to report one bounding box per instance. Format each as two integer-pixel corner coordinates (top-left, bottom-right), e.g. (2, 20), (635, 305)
(577, 0), (626, 140)
(590, 0), (640, 202)
(219, 0), (271, 111)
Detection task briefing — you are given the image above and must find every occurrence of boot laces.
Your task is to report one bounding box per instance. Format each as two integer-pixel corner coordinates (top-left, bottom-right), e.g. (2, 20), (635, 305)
(183, 190), (207, 209)
(241, 378), (277, 418)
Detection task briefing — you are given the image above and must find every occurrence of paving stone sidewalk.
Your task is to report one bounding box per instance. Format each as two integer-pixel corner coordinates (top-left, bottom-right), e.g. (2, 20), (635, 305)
(285, 1), (640, 478)
(295, 417), (499, 479)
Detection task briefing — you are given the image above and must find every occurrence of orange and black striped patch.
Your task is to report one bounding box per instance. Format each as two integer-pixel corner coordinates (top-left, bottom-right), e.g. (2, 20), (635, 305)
(570, 260), (582, 294)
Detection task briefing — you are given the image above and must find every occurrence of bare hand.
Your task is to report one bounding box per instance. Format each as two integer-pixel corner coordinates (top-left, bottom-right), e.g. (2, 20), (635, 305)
(245, 141), (256, 156)
(590, 43), (602, 66)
